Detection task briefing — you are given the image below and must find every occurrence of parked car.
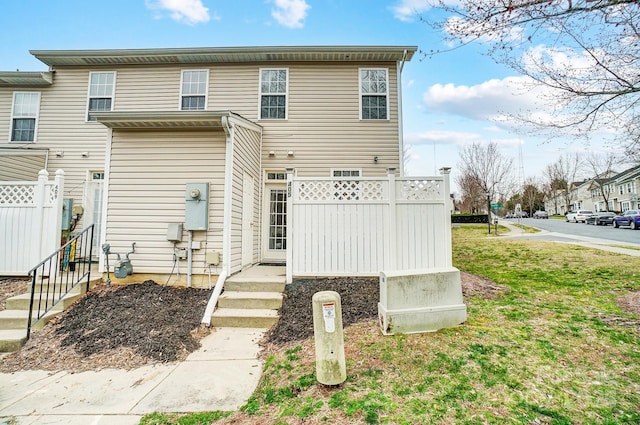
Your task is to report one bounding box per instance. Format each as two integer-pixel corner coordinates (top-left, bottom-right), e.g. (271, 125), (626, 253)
(613, 210), (640, 229)
(566, 210), (593, 223)
(585, 211), (616, 226)
(533, 210), (549, 219)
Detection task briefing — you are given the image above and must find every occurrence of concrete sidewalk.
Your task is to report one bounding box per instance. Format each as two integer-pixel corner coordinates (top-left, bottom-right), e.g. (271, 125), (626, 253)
(498, 219), (640, 257)
(1, 327), (265, 425)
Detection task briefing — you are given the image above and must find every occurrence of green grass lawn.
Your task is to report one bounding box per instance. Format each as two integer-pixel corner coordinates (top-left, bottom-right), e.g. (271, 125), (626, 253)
(142, 224), (640, 425)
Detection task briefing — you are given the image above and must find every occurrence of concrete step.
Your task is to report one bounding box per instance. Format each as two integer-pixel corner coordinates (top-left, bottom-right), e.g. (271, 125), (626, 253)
(0, 309), (60, 331)
(30, 281), (92, 295)
(0, 329), (28, 353)
(212, 308), (279, 328)
(224, 277), (286, 293)
(218, 291), (283, 310)
(6, 291), (82, 311)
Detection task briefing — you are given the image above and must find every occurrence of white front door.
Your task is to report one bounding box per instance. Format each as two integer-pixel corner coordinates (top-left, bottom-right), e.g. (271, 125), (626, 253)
(242, 172), (254, 267)
(262, 185), (287, 263)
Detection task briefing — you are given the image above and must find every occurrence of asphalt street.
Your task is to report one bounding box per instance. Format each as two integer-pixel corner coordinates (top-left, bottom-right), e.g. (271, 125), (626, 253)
(503, 217), (640, 249)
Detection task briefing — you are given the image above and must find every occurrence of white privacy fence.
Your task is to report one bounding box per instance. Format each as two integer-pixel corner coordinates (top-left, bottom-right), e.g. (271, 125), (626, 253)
(285, 168), (453, 283)
(0, 170), (64, 276)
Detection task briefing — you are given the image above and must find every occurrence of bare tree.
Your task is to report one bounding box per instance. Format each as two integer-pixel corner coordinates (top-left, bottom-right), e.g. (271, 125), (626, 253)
(457, 141), (514, 208)
(521, 177), (545, 215)
(584, 152), (620, 210)
(455, 171), (485, 213)
(545, 153), (583, 212)
(426, 0), (640, 157)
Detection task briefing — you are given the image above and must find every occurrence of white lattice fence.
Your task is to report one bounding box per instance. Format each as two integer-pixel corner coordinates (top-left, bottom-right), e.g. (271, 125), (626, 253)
(286, 170), (452, 282)
(0, 169), (64, 275)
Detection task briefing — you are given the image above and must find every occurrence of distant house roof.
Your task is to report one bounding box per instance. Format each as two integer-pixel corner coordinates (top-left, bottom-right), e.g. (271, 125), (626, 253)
(612, 164), (640, 182)
(30, 45), (418, 67)
(0, 71), (53, 86)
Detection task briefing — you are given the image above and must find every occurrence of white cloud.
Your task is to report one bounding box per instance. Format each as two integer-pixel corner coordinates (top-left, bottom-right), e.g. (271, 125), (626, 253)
(422, 76), (544, 123)
(271, 0), (310, 29)
(391, 0), (460, 22)
(404, 129), (482, 147)
(146, 0), (210, 25)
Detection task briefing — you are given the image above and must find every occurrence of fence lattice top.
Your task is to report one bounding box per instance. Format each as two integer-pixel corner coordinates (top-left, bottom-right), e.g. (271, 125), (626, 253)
(297, 180), (386, 201)
(0, 184), (36, 205)
(398, 179), (443, 201)
(0, 183), (60, 206)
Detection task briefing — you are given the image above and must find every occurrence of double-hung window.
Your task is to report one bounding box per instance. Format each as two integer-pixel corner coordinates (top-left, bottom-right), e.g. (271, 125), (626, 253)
(10, 92), (40, 142)
(360, 68), (389, 120)
(87, 72), (115, 121)
(260, 68), (288, 119)
(180, 70), (208, 110)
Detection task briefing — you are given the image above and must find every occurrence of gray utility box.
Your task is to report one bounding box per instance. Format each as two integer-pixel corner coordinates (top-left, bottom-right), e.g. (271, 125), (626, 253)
(185, 183), (209, 230)
(378, 267), (467, 335)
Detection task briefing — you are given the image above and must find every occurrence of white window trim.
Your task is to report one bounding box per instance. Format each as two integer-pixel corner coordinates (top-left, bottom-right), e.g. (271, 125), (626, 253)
(331, 169), (362, 177)
(258, 68), (289, 120)
(359, 68), (389, 121)
(179, 69), (209, 111)
(85, 71), (116, 123)
(9, 91), (41, 143)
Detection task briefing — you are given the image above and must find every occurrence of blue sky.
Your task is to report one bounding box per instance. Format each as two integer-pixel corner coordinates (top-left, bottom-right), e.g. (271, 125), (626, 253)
(0, 0), (602, 192)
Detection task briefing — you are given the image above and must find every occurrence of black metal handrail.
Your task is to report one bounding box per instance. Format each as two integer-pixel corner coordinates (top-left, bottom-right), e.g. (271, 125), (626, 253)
(27, 224), (95, 339)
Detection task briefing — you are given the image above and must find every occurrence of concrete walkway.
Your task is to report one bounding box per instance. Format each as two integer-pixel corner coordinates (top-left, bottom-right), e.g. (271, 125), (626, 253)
(498, 220), (640, 257)
(1, 327), (265, 425)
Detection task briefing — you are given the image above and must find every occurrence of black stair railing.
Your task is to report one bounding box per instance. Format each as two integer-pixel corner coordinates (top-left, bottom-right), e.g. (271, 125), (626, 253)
(27, 224), (95, 339)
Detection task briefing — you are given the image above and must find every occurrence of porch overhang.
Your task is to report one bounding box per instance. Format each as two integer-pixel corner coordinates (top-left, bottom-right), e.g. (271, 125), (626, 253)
(92, 110), (256, 130)
(0, 71), (53, 86)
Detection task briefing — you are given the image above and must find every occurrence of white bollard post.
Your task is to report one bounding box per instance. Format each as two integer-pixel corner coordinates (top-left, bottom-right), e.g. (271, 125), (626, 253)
(312, 291), (346, 385)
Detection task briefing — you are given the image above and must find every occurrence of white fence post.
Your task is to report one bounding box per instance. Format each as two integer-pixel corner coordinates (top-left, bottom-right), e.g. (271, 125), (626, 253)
(285, 168), (294, 284)
(47, 169), (65, 258)
(386, 168), (397, 271)
(33, 170), (48, 265)
(440, 167), (452, 267)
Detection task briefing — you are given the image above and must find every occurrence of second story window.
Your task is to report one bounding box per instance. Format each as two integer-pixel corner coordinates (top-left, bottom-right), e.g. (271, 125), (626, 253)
(260, 69), (288, 119)
(87, 72), (115, 121)
(360, 68), (388, 120)
(10, 92), (41, 142)
(181, 70), (208, 110)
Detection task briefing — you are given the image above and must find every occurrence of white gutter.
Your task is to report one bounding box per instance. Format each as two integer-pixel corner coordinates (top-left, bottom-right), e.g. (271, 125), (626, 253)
(398, 49), (408, 177)
(98, 128), (113, 273)
(201, 114), (234, 325)
(221, 115), (234, 276)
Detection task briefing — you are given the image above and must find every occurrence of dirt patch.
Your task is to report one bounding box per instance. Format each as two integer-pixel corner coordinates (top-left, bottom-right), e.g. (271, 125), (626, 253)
(460, 271), (509, 300)
(0, 277), (30, 311)
(618, 291), (640, 317)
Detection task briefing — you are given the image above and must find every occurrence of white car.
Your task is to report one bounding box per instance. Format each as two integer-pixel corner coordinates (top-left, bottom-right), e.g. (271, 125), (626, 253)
(566, 210), (593, 223)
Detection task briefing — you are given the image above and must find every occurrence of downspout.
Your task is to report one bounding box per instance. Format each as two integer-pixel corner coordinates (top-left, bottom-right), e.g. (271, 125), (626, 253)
(397, 49), (408, 177)
(201, 114), (234, 326)
(98, 128), (113, 274)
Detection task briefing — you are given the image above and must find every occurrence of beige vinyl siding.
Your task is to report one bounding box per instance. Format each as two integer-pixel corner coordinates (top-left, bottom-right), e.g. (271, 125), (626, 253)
(1, 71), (109, 212)
(115, 67), (181, 111)
(229, 122), (262, 272)
(106, 129), (226, 275)
(257, 62), (400, 177)
(0, 152), (47, 180)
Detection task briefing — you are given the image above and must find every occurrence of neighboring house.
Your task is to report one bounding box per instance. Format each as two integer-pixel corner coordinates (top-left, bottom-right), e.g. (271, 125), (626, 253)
(609, 165), (640, 212)
(0, 46), (417, 283)
(544, 164), (640, 214)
